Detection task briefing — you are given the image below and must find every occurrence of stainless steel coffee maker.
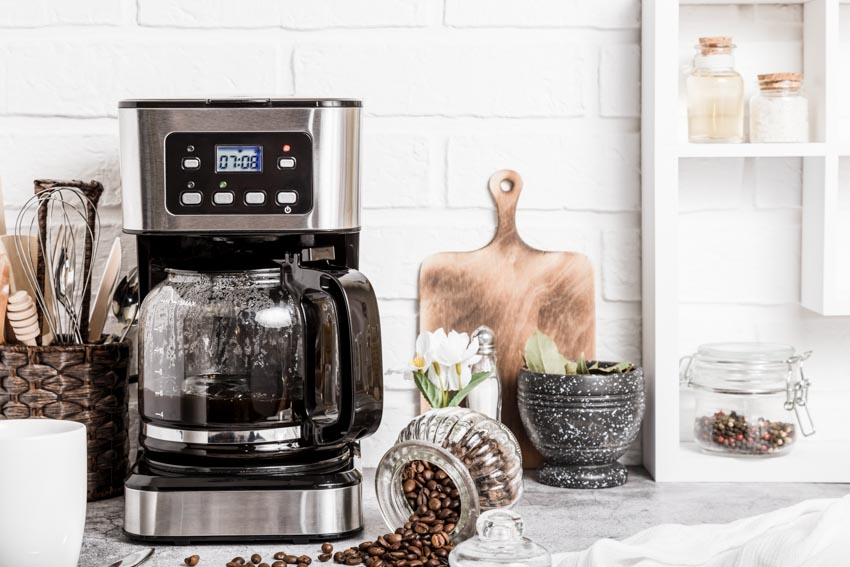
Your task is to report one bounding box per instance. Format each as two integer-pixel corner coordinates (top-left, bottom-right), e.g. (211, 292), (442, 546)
(118, 98), (382, 542)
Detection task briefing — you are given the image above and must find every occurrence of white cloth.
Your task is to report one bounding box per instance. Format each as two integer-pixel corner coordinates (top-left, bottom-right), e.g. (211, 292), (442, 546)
(553, 495), (850, 567)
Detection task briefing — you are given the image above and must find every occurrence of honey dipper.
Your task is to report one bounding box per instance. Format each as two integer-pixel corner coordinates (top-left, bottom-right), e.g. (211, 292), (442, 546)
(7, 290), (39, 346)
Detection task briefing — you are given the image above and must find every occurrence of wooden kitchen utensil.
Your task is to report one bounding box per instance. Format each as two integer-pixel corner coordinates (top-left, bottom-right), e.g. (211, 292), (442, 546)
(7, 290), (40, 346)
(87, 237), (122, 342)
(419, 170), (596, 467)
(0, 257), (10, 345)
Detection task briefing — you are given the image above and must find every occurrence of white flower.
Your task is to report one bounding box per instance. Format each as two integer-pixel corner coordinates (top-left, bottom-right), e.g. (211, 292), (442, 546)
(433, 330), (481, 390)
(409, 331), (432, 373)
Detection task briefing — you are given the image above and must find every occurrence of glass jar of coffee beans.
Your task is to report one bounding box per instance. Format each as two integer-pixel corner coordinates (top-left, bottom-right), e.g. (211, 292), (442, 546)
(681, 343), (815, 457)
(376, 408), (523, 543)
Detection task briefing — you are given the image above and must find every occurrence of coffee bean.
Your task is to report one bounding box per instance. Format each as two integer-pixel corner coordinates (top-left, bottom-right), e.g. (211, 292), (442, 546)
(298, 556), (312, 565)
(284, 556), (298, 565)
(184, 555), (200, 566)
(322, 543), (334, 554)
(274, 553), (287, 561)
(272, 562), (285, 567)
(232, 559), (247, 566)
(252, 555), (263, 565)
(333, 551), (344, 563)
(318, 554), (332, 563)
(259, 564), (270, 567)
(344, 557), (362, 566)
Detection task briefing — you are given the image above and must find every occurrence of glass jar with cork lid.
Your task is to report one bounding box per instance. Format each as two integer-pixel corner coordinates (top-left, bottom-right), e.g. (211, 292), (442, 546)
(687, 37), (745, 143)
(750, 73), (809, 143)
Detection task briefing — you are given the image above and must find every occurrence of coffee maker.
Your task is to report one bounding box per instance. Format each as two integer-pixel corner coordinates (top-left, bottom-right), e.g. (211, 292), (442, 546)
(118, 98), (383, 542)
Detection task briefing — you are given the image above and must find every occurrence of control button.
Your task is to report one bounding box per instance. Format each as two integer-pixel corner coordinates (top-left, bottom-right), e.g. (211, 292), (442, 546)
(180, 191), (203, 206)
(276, 191), (298, 205)
(182, 157), (201, 170)
(277, 157), (296, 169)
(244, 191), (266, 205)
(213, 191), (235, 205)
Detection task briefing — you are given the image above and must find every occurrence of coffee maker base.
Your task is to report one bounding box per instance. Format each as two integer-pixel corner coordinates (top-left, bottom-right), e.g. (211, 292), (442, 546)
(123, 470), (363, 543)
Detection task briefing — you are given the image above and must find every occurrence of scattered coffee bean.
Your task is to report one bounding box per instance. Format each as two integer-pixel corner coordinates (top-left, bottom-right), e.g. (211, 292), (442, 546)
(252, 555), (263, 565)
(184, 555), (200, 566)
(274, 552), (287, 561)
(298, 556), (312, 565)
(318, 554), (332, 563)
(272, 562), (286, 567)
(259, 564), (270, 567)
(284, 555), (299, 565)
(322, 543), (334, 554)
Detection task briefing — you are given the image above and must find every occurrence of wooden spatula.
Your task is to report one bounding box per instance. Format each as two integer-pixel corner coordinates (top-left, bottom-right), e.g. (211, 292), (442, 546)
(419, 170), (596, 467)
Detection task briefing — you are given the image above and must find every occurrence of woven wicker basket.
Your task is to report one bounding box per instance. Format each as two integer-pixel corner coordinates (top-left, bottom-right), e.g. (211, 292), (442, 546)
(0, 342), (130, 501)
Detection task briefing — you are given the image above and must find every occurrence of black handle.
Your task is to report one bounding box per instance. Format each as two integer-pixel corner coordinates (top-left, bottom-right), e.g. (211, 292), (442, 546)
(277, 254), (382, 446)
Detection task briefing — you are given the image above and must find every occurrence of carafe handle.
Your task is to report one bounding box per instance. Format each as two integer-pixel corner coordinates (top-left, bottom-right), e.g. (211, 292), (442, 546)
(277, 254), (382, 445)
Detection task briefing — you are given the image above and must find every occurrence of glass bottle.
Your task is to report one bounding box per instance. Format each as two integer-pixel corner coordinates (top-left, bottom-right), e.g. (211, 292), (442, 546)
(466, 326), (502, 421)
(749, 73), (809, 143)
(687, 37), (744, 143)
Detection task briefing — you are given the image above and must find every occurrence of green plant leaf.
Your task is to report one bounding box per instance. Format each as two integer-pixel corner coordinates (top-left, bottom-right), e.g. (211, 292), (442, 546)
(594, 361), (635, 374)
(447, 371), (492, 407)
(413, 370), (444, 408)
(565, 359), (578, 374)
(576, 352), (589, 374)
(524, 330), (567, 374)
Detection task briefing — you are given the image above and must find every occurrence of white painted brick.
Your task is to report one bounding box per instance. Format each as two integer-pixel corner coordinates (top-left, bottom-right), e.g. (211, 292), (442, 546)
(678, 211), (800, 304)
(0, 0), (121, 26)
(679, 158), (745, 212)
(446, 133), (639, 211)
(599, 44), (640, 118)
(376, 299), (419, 371)
(445, 0), (639, 29)
(279, 0), (441, 29)
(360, 222), (488, 300)
(138, 0), (440, 28)
(754, 157), (802, 209)
(363, 132), (435, 208)
(294, 42), (585, 117)
(597, 317), (641, 365)
(138, 0), (280, 28)
(5, 41), (280, 117)
(0, 132), (121, 208)
(602, 229), (641, 302)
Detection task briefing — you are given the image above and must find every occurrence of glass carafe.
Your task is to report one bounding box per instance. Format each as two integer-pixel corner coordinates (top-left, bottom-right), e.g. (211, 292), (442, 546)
(140, 268), (310, 428)
(138, 254), (383, 456)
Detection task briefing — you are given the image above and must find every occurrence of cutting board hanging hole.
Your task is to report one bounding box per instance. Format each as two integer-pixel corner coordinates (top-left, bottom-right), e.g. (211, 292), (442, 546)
(488, 169), (524, 244)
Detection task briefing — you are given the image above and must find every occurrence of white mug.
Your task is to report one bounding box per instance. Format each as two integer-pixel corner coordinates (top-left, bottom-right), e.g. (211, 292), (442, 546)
(0, 419), (87, 567)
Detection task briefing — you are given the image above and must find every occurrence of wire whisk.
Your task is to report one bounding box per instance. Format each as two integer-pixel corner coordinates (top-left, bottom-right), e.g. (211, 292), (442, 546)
(15, 186), (101, 345)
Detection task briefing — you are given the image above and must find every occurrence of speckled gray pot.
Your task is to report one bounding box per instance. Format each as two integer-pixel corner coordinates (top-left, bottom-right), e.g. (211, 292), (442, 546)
(517, 365), (645, 489)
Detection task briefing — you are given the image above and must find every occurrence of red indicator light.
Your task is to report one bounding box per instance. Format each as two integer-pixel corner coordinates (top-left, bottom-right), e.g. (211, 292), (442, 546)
(283, 144), (291, 152)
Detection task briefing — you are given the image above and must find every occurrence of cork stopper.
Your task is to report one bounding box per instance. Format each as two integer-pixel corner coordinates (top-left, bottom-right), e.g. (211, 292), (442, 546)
(697, 36), (735, 55)
(758, 72), (803, 92)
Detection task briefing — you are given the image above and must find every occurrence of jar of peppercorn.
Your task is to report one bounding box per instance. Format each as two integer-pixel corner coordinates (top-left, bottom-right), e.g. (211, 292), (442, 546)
(681, 342), (815, 457)
(375, 408), (523, 543)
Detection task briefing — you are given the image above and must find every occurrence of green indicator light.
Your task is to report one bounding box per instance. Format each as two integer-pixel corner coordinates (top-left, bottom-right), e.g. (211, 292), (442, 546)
(219, 181), (227, 189)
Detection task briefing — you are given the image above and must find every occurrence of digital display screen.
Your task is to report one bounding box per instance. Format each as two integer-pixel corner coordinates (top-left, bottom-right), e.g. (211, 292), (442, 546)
(216, 145), (262, 173)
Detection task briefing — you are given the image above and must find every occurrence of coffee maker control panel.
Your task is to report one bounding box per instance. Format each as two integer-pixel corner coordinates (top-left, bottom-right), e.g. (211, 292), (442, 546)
(164, 132), (313, 215)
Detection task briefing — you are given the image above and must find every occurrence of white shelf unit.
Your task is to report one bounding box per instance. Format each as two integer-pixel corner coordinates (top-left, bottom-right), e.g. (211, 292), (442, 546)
(641, 0), (850, 481)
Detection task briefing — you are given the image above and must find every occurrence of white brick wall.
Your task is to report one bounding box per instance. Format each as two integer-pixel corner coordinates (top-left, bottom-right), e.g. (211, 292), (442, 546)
(0, 0), (641, 466)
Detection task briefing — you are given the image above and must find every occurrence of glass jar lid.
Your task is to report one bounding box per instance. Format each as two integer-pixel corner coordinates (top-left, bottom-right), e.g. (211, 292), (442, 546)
(449, 509), (551, 567)
(683, 342), (807, 395)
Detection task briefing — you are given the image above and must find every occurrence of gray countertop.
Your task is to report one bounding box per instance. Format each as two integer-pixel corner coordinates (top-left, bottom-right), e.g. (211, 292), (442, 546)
(81, 468), (849, 566)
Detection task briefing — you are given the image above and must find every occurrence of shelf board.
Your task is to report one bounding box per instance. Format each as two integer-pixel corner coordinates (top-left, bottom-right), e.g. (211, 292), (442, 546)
(663, 441), (850, 482)
(679, 142), (827, 158)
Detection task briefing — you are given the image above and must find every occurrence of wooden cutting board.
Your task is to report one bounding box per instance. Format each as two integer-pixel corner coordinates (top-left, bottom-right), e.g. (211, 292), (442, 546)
(419, 169), (596, 468)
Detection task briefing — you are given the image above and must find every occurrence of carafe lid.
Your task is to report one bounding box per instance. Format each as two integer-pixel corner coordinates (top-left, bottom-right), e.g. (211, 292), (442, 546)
(449, 509), (551, 567)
